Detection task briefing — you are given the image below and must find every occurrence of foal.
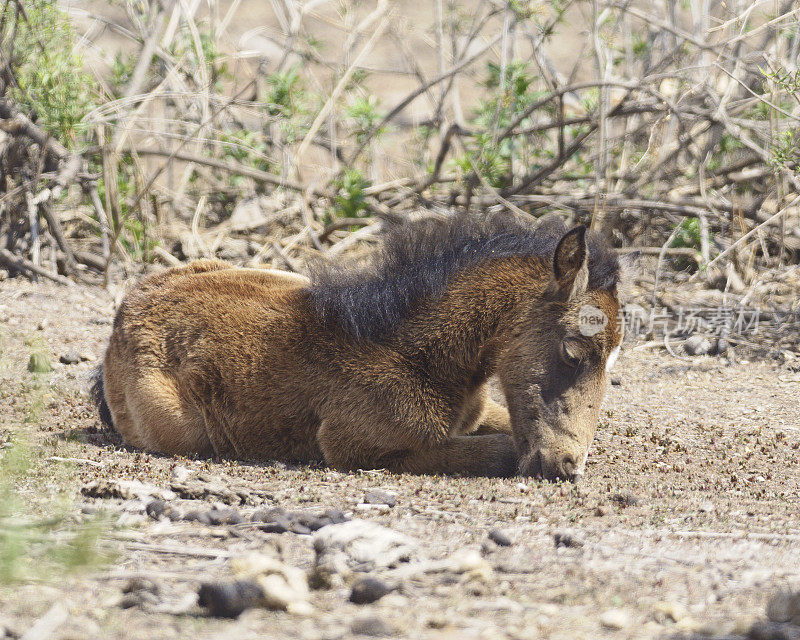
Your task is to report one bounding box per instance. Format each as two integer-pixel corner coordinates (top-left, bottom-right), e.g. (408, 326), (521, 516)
(93, 214), (628, 480)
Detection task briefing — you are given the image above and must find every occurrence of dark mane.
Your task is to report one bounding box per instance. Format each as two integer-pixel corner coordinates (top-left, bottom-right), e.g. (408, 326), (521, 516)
(308, 213), (620, 341)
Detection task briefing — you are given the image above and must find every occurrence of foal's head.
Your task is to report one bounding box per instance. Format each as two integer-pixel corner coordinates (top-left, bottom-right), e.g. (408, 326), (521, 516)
(498, 223), (630, 483)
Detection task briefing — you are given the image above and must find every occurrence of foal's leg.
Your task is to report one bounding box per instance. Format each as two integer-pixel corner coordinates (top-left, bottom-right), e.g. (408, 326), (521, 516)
(470, 399), (512, 436)
(389, 434), (519, 477)
(317, 419), (518, 478)
(458, 387), (512, 436)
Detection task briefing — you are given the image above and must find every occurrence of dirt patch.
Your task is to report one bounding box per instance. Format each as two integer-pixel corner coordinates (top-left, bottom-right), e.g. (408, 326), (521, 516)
(1, 278), (799, 639)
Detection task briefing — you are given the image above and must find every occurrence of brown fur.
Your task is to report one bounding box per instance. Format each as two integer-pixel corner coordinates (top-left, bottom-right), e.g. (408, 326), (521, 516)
(97, 222), (624, 480)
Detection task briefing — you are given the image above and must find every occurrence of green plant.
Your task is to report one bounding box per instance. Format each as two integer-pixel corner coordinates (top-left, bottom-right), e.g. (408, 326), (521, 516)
(670, 217), (703, 250)
(769, 129), (800, 171)
(110, 52), (137, 97)
(4, 0), (98, 145)
(0, 375), (110, 584)
(265, 66), (304, 117)
(345, 94), (386, 145)
(452, 61), (551, 188)
(329, 168), (370, 222)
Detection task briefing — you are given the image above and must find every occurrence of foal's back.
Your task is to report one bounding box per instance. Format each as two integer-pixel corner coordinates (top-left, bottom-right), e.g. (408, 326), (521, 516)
(102, 260), (321, 460)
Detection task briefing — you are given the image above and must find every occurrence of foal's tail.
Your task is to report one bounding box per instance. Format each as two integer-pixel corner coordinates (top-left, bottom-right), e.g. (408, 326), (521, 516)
(89, 365), (114, 430)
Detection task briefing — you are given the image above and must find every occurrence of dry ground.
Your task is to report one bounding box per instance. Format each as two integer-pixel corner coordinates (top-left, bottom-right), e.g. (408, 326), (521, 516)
(1, 276), (799, 640)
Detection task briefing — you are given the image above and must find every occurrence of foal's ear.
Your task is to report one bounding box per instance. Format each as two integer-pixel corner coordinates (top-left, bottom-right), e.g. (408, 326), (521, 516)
(553, 225), (588, 300)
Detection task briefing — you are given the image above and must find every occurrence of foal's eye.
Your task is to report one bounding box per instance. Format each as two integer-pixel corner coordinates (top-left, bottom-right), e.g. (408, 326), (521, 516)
(559, 340), (582, 368)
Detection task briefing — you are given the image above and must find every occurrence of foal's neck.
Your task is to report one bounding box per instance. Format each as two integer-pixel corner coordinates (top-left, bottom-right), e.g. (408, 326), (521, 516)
(392, 256), (549, 384)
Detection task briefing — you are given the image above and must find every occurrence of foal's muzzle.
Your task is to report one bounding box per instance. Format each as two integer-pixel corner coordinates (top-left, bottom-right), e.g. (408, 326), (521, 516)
(520, 449), (583, 483)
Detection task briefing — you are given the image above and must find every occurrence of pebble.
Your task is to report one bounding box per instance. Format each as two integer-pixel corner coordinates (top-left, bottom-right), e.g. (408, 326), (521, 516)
(684, 335), (712, 356)
(600, 608), (631, 629)
(171, 466), (192, 483)
(350, 614), (396, 637)
(349, 576), (393, 604)
(230, 553), (311, 612)
(610, 376), (622, 386)
(356, 504), (391, 515)
(363, 490), (397, 508)
(612, 492), (641, 507)
(488, 528), (513, 547)
(198, 580), (264, 618)
(251, 506), (348, 534)
(145, 499), (181, 522)
(120, 577), (161, 609)
(480, 540), (498, 555)
(553, 531), (584, 548)
(202, 508), (244, 525)
(59, 352), (81, 365)
(654, 600), (687, 623)
(313, 520), (419, 575)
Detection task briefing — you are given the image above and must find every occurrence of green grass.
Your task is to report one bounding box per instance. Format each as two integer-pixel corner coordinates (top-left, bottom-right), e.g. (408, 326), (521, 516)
(0, 337), (112, 584)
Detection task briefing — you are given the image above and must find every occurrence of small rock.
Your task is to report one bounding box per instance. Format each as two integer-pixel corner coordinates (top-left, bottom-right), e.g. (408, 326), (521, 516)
(684, 335), (712, 356)
(120, 577), (161, 609)
(767, 589), (800, 625)
(259, 517), (292, 534)
(349, 576), (393, 605)
(715, 338), (729, 355)
(610, 376), (622, 386)
(145, 499), (181, 521)
(171, 479), (240, 505)
(301, 509), (348, 531)
(595, 505), (608, 516)
(198, 580), (264, 618)
(600, 608), (631, 629)
(356, 504), (391, 515)
(59, 352), (81, 365)
(554, 531), (584, 548)
(654, 600), (687, 623)
(171, 466), (192, 483)
(313, 520), (419, 576)
(123, 577), (160, 596)
(231, 553), (310, 612)
(363, 490), (397, 508)
(289, 521), (313, 535)
(480, 540), (498, 555)
(251, 506), (287, 522)
(350, 614), (395, 637)
(488, 528), (513, 547)
(612, 492), (641, 507)
(204, 508), (244, 526)
(182, 509), (212, 525)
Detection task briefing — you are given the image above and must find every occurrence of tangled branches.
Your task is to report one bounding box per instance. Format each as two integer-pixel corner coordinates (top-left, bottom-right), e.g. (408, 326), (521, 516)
(1, 0), (799, 288)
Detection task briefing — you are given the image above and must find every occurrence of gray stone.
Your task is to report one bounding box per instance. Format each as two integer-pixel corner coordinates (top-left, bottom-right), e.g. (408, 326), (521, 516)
(349, 576), (394, 604)
(59, 352), (81, 365)
(488, 528), (512, 547)
(363, 490), (397, 508)
(350, 615), (396, 637)
(684, 335), (712, 356)
(313, 520), (419, 575)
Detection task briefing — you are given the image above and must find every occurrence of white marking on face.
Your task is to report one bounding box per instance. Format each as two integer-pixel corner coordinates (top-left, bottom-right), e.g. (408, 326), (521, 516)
(605, 345), (621, 372)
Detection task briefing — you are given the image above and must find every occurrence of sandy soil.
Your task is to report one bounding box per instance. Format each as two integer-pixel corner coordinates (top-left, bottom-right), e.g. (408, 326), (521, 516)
(1, 276), (799, 640)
